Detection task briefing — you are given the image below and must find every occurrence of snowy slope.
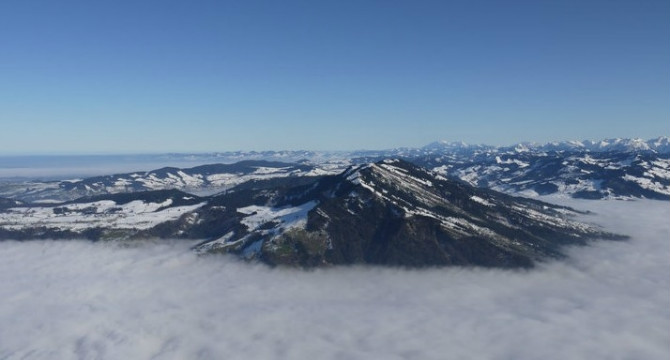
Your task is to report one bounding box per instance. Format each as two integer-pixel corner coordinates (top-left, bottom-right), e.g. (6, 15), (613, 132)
(0, 160), (347, 203)
(416, 150), (670, 200)
(0, 190), (206, 239)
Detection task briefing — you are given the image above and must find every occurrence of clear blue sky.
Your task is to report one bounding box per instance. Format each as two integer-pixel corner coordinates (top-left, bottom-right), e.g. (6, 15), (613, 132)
(1, 0), (668, 154)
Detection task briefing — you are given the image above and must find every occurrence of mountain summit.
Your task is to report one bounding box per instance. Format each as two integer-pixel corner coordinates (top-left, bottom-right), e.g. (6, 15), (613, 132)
(192, 160), (620, 267)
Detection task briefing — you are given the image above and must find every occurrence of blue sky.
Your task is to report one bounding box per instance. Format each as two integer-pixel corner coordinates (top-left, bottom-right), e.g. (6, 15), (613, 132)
(1, 0), (668, 154)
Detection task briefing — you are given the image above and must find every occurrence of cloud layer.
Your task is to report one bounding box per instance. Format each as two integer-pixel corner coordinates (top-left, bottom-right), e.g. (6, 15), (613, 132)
(0, 199), (668, 360)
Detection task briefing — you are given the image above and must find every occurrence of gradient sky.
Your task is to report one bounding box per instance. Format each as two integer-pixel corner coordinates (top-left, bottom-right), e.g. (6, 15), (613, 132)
(1, 0), (668, 154)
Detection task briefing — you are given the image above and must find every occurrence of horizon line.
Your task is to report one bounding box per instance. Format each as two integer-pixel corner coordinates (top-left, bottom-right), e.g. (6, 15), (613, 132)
(0, 135), (667, 157)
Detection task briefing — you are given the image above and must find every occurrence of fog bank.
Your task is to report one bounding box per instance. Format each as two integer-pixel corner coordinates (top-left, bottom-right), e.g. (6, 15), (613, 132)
(0, 199), (668, 359)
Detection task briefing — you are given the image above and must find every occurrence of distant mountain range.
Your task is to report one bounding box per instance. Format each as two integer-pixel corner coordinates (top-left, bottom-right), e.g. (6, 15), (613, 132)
(1, 137), (668, 202)
(162, 136), (670, 160)
(0, 160), (623, 268)
(4, 137), (665, 178)
(0, 160), (342, 203)
(421, 136), (670, 154)
(151, 136), (670, 161)
(414, 147), (670, 200)
(0, 136), (666, 268)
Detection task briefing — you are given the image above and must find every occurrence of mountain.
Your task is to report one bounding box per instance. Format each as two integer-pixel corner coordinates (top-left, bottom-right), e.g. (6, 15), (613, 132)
(421, 137), (670, 154)
(0, 160), (346, 203)
(193, 160), (620, 267)
(0, 189), (206, 240)
(0, 160), (622, 268)
(350, 137), (670, 200)
(543, 137), (670, 153)
(414, 148), (670, 200)
(1, 137), (667, 203)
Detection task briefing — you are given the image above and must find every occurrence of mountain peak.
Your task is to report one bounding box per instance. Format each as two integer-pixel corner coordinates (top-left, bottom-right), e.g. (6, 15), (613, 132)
(422, 141), (490, 153)
(192, 159), (622, 268)
(423, 136), (669, 154)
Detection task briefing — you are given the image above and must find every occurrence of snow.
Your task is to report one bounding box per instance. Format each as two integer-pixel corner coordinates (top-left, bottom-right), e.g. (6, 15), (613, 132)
(30, 199), (63, 204)
(205, 173), (239, 186)
(0, 163), (344, 203)
(0, 200), (206, 232)
(470, 195), (494, 207)
(623, 175), (670, 195)
(495, 156), (530, 168)
(432, 165), (451, 174)
(379, 163), (434, 187)
(207, 231), (236, 247)
(176, 171), (204, 187)
(114, 178), (132, 187)
(646, 159), (670, 180)
(252, 166), (292, 175)
(509, 205), (591, 232)
(237, 201), (318, 232)
(123, 199), (173, 213)
(303, 168), (340, 176)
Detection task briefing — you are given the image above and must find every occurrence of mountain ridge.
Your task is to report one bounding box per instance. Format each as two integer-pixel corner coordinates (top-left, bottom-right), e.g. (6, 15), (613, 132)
(0, 159), (623, 268)
(1, 136), (668, 203)
(422, 136), (670, 154)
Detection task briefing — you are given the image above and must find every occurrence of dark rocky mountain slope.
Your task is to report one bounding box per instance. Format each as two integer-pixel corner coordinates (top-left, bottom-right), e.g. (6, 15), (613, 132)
(187, 160), (621, 267)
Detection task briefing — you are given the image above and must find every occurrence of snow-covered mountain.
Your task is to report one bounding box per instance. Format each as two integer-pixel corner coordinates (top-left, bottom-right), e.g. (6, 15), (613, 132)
(346, 137), (670, 200)
(2, 137), (668, 202)
(544, 137), (670, 153)
(421, 136), (670, 154)
(0, 160), (621, 268)
(0, 160), (348, 203)
(413, 146), (670, 200)
(0, 137), (664, 268)
(0, 190), (205, 240)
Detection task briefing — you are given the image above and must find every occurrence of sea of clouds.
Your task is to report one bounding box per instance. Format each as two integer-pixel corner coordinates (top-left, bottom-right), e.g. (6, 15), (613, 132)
(0, 199), (668, 360)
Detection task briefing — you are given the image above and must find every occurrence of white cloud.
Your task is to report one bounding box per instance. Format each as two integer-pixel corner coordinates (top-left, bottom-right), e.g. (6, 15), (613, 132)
(0, 199), (668, 360)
